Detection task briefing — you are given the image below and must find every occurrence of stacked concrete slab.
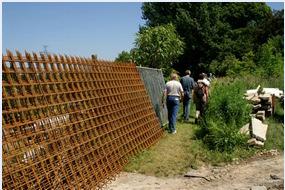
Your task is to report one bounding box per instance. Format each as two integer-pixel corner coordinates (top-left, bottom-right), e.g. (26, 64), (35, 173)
(245, 86), (282, 117)
(242, 86), (284, 146)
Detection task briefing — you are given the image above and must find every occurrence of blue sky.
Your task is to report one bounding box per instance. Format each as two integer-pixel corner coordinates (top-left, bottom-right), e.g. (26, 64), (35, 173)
(3, 2), (145, 60)
(2, 2), (284, 61)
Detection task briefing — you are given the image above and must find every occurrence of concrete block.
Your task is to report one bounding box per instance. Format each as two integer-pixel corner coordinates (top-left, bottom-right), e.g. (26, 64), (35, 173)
(256, 115), (265, 122)
(246, 90), (258, 96)
(247, 138), (264, 146)
(259, 94), (271, 101)
(262, 88), (283, 98)
(252, 104), (262, 110)
(251, 117), (268, 142)
(239, 123), (250, 135)
(266, 108), (273, 116)
(246, 85), (261, 96)
(256, 110), (266, 121)
(249, 96), (261, 104)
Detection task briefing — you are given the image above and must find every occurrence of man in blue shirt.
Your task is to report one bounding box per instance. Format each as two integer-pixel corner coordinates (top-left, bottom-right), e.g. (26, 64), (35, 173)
(180, 70), (196, 122)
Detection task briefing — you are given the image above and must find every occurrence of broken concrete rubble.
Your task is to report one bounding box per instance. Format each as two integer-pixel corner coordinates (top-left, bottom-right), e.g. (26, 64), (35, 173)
(242, 86), (284, 147)
(239, 123), (250, 135)
(262, 88), (284, 98)
(247, 138), (264, 146)
(256, 110), (266, 121)
(250, 117), (268, 142)
(240, 117), (268, 146)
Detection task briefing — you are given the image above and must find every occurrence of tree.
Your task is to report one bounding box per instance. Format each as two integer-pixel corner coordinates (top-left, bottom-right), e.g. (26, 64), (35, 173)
(133, 23), (185, 76)
(142, 2), (274, 77)
(115, 51), (133, 63)
(256, 35), (284, 77)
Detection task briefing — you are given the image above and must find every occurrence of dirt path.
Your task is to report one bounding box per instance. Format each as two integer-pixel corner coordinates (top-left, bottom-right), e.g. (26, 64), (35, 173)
(104, 152), (284, 190)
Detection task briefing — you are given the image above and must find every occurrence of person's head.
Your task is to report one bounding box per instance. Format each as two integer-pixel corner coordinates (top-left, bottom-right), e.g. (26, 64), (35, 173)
(170, 73), (178, 81)
(185, 70), (191, 76)
(198, 73), (205, 80)
(197, 80), (204, 87)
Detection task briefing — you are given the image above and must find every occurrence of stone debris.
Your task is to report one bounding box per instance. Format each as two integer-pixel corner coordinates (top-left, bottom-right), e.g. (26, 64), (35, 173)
(239, 123), (250, 135)
(247, 138), (264, 146)
(243, 86), (284, 146)
(251, 117), (268, 142)
(250, 186), (267, 190)
(256, 110), (266, 122)
(240, 117), (267, 146)
(262, 88), (283, 98)
(245, 86), (284, 117)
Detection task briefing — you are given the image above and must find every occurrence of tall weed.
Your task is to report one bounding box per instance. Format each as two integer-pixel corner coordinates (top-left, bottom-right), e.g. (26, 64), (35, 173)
(197, 79), (251, 152)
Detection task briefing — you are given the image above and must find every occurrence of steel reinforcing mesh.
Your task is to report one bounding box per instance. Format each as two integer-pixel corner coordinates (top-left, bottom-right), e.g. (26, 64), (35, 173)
(2, 50), (164, 190)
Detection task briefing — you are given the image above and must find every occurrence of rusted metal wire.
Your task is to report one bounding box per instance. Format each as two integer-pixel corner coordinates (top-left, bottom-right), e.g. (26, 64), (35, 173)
(2, 50), (164, 190)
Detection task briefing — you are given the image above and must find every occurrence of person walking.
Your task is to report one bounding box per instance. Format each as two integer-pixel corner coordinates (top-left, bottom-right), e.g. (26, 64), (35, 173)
(180, 70), (196, 122)
(162, 73), (183, 134)
(193, 73), (210, 123)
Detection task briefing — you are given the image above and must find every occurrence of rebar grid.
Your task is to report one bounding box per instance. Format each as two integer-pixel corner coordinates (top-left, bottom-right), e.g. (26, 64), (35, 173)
(2, 50), (164, 190)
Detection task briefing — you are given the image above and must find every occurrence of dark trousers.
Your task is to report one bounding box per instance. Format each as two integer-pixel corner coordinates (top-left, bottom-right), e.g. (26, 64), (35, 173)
(167, 96), (180, 132)
(183, 97), (191, 121)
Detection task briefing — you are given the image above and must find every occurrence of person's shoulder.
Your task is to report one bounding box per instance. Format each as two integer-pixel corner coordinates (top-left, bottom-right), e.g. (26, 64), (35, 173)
(166, 81), (171, 85)
(170, 80), (180, 85)
(202, 78), (210, 86)
(176, 80), (183, 86)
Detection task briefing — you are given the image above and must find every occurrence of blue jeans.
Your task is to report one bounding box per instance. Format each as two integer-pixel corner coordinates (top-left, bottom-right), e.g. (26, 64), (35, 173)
(183, 98), (191, 121)
(167, 96), (180, 133)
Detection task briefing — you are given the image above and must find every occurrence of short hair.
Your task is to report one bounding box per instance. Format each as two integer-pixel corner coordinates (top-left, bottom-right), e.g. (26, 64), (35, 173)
(171, 73), (178, 80)
(185, 70), (191, 75)
(198, 73), (205, 79)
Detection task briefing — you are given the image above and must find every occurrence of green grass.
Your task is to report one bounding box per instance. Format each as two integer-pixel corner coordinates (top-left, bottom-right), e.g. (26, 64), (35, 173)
(125, 122), (200, 177)
(124, 120), (258, 176)
(124, 101), (283, 177)
(124, 80), (284, 177)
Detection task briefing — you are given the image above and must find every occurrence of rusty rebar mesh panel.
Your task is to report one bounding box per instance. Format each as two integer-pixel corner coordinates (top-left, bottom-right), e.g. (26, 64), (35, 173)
(2, 50), (164, 190)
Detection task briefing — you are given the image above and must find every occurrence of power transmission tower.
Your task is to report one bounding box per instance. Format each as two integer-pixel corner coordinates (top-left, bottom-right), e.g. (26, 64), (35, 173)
(40, 45), (49, 55)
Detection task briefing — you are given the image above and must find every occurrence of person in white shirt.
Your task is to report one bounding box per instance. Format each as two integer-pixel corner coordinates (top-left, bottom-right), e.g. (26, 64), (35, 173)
(162, 73), (183, 134)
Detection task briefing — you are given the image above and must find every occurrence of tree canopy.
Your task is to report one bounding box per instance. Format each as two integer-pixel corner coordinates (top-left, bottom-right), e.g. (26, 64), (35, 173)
(141, 2), (283, 78)
(133, 23), (185, 76)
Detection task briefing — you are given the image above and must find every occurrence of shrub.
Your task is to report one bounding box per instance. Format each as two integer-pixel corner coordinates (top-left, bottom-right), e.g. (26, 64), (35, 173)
(255, 35), (284, 77)
(197, 79), (251, 152)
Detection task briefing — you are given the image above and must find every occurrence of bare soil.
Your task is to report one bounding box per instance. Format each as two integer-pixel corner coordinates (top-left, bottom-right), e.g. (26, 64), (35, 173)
(104, 152), (284, 190)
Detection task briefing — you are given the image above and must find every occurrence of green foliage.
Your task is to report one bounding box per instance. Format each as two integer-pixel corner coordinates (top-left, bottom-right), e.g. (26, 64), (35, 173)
(202, 121), (248, 152)
(141, 2), (276, 76)
(197, 80), (251, 152)
(115, 50), (133, 63)
(255, 35), (284, 77)
(210, 52), (256, 77)
(133, 24), (185, 76)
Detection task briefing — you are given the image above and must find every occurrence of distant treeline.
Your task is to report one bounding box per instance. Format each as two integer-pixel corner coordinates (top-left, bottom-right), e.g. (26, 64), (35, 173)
(116, 3), (283, 79)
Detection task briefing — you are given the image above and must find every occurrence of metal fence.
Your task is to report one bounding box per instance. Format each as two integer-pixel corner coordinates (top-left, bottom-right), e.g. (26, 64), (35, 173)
(136, 66), (168, 126)
(2, 50), (164, 189)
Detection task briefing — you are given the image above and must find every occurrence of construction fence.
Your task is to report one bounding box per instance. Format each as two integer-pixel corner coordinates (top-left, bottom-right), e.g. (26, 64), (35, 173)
(137, 66), (168, 126)
(2, 50), (164, 189)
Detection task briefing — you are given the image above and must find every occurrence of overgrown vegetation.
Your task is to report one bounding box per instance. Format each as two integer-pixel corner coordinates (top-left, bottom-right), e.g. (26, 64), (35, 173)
(196, 80), (251, 152)
(123, 2), (283, 177)
(126, 69), (283, 175)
